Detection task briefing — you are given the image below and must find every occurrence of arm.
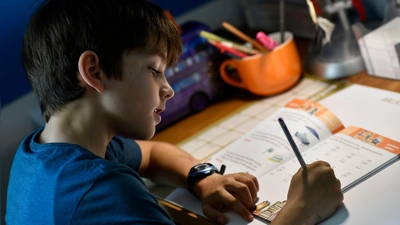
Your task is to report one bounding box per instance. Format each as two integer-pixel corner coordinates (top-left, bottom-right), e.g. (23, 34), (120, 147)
(136, 140), (197, 187)
(73, 169), (174, 225)
(136, 140), (259, 224)
(271, 161), (343, 225)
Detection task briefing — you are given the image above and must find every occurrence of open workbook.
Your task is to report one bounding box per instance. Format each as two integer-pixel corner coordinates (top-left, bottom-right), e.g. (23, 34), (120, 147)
(165, 84), (400, 224)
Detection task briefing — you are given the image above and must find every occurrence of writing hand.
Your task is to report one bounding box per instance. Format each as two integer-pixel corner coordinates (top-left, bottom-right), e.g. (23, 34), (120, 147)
(271, 161), (343, 225)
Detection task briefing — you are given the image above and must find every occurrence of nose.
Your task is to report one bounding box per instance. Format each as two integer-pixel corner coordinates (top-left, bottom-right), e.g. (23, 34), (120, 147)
(161, 83), (174, 100)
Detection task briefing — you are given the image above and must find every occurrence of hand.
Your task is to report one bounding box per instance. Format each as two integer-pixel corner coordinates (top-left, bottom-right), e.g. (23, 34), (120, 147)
(271, 161), (344, 225)
(194, 172), (259, 224)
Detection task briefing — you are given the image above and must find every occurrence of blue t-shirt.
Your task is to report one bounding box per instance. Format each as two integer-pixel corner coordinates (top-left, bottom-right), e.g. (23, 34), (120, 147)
(6, 128), (174, 225)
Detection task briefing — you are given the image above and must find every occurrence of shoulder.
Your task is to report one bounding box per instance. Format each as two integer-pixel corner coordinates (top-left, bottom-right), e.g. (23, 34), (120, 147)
(72, 167), (174, 224)
(106, 136), (142, 171)
(107, 136), (140, 152)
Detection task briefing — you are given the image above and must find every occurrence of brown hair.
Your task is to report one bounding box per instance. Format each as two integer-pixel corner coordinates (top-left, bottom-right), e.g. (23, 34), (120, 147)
(23, 0), (182, 122)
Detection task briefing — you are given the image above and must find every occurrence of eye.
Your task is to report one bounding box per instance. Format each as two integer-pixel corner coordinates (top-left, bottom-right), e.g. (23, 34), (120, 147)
(149, 67), (161, 77)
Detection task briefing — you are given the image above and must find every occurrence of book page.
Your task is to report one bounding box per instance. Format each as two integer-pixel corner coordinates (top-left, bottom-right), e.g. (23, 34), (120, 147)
(253, 126), (400, 222)
(205, 99), (344, 177)
(318, 84), (400, 141)
(357, 17), (400, 80)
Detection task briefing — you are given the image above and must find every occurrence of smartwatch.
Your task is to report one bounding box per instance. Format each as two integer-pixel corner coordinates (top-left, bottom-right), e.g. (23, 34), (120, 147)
(187, 163), (219, 198)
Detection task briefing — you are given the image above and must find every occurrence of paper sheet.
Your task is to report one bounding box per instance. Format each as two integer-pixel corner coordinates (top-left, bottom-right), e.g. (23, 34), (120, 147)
(358, 17), (400, 80)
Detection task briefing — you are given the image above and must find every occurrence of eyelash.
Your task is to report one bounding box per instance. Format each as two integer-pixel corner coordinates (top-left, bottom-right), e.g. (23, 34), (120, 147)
(150, 68), (161, 77)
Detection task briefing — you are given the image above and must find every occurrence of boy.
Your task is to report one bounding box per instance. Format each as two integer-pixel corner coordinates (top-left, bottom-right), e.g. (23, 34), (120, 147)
(6, 0), (343, 224)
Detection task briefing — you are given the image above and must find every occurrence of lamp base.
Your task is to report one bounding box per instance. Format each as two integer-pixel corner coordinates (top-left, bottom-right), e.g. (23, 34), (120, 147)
(305, 22), (365, 80)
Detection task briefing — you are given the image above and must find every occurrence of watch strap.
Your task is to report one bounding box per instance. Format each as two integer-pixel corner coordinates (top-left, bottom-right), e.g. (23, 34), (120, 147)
(187, 163), (219, 198)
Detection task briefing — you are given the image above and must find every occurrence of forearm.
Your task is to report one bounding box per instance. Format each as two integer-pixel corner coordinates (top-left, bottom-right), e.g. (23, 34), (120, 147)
(136, 142), (261, 225)
(136, 140), (199, 188)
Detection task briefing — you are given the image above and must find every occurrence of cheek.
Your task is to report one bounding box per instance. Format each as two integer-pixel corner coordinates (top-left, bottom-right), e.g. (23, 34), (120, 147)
(108, 75), (159, 114)
(135, 80), (160, 103)
(120, 85), (156, 118)
(105, 85), (159, 139)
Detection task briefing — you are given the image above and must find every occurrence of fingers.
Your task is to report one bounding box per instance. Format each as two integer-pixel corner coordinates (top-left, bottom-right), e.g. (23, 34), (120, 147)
(226, 173), (259, 207)
(223, 174), (259, 222)
(308, 160), (331, 169)
(199, 173), (259, 224)
(287, 160), (344, 224)
(308, 161), (339, 184)
(202, 203), (227, 225)
(203, 193), (254, 223)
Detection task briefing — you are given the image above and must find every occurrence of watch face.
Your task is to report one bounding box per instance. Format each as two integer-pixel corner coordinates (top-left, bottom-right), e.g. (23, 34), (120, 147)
(191, 163), (218, 175)
(194, 164), (211, 171)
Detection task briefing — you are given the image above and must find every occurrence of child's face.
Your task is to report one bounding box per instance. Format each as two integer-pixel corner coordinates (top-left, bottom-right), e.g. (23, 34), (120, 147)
(102, 50), (174, 140)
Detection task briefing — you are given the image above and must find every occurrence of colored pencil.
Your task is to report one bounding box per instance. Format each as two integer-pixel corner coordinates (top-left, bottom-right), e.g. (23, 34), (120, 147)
(222, 22), (267, 52)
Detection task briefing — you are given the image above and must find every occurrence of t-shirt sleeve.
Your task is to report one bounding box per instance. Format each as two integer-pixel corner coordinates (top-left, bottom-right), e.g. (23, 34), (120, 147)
(106, 136), (142, 172)
(72, 167), (174, 225)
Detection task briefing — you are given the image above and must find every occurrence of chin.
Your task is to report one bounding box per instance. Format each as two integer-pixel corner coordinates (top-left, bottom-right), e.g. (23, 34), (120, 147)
(118, 126), (155, 141)
(136, 127), (156, 140)
(141, 132), (156, 140)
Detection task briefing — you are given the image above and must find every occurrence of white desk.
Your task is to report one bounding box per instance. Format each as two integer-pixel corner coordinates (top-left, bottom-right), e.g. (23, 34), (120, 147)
(321, 161), (400, 225)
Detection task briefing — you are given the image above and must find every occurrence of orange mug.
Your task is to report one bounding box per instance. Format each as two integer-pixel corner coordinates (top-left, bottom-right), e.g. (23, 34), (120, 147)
(219, 31), (302, 96)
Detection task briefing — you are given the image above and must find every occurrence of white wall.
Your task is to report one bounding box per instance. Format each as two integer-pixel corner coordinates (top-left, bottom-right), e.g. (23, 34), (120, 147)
(1, 92), (43, 221)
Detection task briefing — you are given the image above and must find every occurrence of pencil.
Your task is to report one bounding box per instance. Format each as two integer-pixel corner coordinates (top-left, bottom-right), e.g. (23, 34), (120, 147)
(220, 41), (259, 55)
(207, 40), (248, 58)
(306, 0), (318, 25)
(221, 22), (267, 52)
(279, 0), (285, 43)
(200, 30), (231, 43)
(200, 30), (259, 55)
(278, 117), (307, 170)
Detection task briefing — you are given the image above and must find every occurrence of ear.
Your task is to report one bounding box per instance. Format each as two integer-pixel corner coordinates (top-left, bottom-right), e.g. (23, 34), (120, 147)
(78, 50), (104, 93)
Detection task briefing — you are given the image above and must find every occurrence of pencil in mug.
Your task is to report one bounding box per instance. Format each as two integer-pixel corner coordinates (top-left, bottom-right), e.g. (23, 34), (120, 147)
(279, 0), (285, 44)
(200, 30), (259, 55)
(221, 21), (268, 53)
(207, 39), (249, 58)
(220, 41), (259, 55)
(200, 30), (231, 43)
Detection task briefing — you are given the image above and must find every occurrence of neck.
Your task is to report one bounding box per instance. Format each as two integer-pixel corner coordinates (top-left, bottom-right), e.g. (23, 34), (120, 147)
(39, 101), (113, 158)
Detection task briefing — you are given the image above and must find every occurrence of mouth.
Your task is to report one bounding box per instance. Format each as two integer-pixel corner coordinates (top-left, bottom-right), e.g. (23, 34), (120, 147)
(154, 108), (164, 115)
(154, 108), (164, 125)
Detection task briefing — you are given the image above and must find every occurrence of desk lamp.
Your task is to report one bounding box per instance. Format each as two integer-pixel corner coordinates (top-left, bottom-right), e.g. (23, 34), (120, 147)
(305, 0), (365, 80)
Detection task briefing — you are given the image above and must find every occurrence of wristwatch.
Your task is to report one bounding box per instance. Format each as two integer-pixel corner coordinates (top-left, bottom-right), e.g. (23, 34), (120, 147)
(187, 163), (219, 198)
